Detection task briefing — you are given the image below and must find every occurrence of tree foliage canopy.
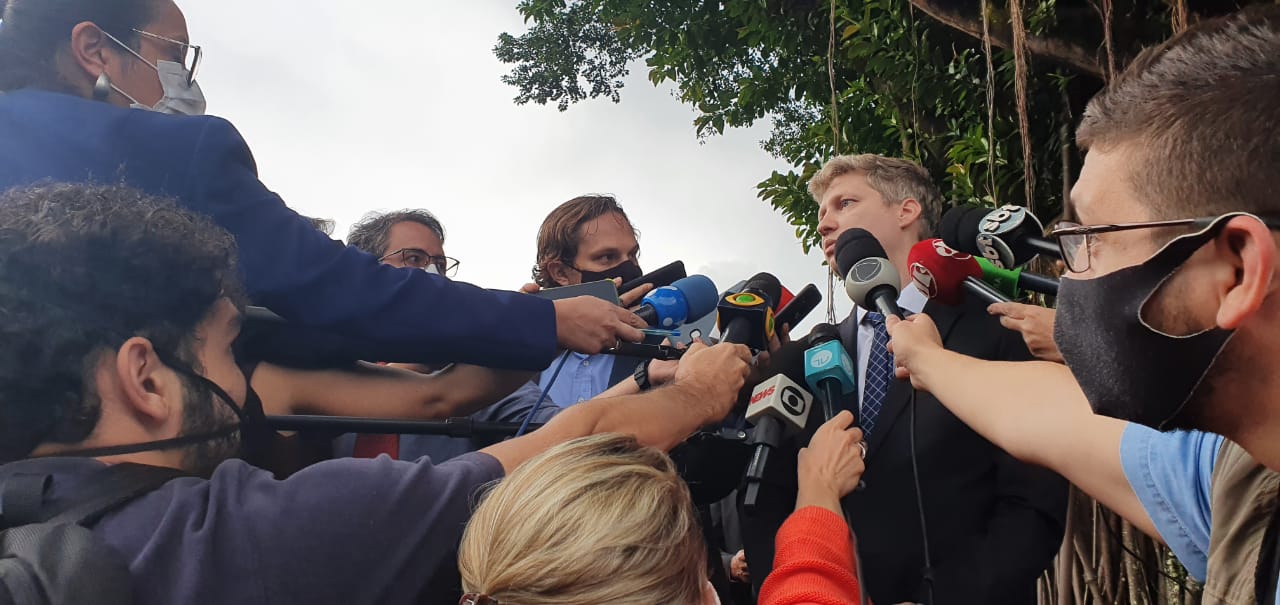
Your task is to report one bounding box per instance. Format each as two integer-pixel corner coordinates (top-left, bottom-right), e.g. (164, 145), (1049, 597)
(496, 0), (1257, 251)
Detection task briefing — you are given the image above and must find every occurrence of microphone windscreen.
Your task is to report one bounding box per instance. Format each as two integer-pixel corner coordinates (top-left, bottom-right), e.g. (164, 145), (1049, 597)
(940, 205), (987, 256)
(834, 228), (888, 277)
(671, 275), (720, 319)
(763, 339), (809, 386)
(742, 272), (783, 311)
(907, 239), (983, 306)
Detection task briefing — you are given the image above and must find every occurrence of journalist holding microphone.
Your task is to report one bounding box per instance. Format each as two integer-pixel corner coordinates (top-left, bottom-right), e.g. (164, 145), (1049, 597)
(0, 0), (643, 370)
(887, 6), (1280, 600)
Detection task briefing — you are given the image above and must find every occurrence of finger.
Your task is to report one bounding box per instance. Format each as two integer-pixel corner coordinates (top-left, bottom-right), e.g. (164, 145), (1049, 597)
(894, 366), (911, 380)
(619, 282), (655, 307)
(825, 410), (855, 431)
(614, 321), (645, 343)
(885, 315), (901, 330)
(684, 340), (709, 355)
(846, 427), (864, 442)
(987, 302), (1021, 319)
(729, 344), (753, 364)
(997, 315), (1022, 331)
(616, 307), (648, 330)
(520, 283), (542, 294)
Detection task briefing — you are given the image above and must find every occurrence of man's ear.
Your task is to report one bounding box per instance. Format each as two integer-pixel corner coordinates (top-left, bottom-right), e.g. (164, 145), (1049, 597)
(898, 197), (923, 231)
(67, 22), (116, 82)
(114, 337), (179, 425)
(545, 260), (577, 287)
(1215, 216), (1276, 330)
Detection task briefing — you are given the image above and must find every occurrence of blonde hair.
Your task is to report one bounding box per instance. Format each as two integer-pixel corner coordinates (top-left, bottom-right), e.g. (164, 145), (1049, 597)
(458, 434), (707, 605)
(808, 153), (943, 238)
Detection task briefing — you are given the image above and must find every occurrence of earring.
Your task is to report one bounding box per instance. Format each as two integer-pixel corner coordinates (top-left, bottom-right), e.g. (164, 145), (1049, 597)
(92, 72), (111, 102)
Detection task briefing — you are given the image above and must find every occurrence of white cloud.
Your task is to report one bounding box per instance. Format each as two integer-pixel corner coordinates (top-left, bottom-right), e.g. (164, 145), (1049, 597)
(183, 0), (853, 333)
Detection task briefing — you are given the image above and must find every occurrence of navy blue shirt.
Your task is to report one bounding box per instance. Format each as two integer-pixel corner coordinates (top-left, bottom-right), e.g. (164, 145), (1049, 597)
(0, 453), (503, 604)
(0, 89), (556, 370)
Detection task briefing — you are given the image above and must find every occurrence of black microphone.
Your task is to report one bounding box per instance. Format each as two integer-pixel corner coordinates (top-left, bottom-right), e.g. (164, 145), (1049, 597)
(742, 363), (813, 513)
(834, 228), (905, 319)
(941, 204), (1060, 269)
(716, 272), (783, 350)
(774, 283), (821, 331)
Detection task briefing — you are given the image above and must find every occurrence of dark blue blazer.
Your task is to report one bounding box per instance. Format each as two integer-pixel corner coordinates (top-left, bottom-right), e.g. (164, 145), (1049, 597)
(0, 89), (556, 370)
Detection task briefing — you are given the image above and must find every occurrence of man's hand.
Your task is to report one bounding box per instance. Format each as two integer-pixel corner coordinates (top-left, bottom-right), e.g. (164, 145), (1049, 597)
(797, 411), (866, 514)
(672, 341), (753, 424)
(885, 313), (944, 389)
(730, 550), (750, 583)
(554, 295), (646, 354)
(519, 282), (541, 294)
(618, 280), (655, 308)
(647, 340), (685, 386)
(988, 302), (1064, 363)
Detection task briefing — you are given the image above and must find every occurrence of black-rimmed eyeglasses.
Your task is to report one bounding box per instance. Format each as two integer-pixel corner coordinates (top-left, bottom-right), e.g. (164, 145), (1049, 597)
(379, 248), (460, 277)
(1052, 215), (1280, 273)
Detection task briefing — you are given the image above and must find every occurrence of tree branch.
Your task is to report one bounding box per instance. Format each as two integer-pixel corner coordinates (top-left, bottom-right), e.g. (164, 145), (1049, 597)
(909, 0), (1105, 79)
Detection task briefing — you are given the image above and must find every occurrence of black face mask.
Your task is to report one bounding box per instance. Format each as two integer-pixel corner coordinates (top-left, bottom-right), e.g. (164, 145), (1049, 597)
(34, 354), (268, 474)
(1053, 214), (1246, 431)
(574, 259), (643, 287)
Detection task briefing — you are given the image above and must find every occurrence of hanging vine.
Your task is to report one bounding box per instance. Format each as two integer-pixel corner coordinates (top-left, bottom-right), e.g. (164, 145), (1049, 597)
(1009, 0), (1037, 213)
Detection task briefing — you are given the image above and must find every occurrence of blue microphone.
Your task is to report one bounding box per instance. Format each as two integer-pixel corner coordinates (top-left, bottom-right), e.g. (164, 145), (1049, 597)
(634, 275), (719, 329)
(802, 324), (858, 423)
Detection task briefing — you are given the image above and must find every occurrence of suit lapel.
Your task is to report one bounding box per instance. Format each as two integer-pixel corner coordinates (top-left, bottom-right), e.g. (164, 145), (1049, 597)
(863, 301), (964, 460)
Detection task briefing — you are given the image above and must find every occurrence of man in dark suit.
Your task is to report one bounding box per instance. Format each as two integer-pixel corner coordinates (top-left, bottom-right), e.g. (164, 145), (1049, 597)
(810, 154), (1067, 605)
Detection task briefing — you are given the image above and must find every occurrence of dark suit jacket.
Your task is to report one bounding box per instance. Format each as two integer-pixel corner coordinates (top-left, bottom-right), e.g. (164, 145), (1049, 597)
(0, 89), (556, 370)
(840, 297), (1067, 605)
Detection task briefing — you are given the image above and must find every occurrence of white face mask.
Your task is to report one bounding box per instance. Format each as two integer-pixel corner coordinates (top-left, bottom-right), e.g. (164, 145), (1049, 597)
(101, 30), (207, 116)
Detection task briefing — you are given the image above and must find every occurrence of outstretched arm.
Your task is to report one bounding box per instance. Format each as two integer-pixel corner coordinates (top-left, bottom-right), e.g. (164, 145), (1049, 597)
(886, 313), (1156, 538)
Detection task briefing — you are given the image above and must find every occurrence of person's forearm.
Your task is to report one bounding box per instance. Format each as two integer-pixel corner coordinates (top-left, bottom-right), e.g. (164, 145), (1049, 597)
(910, 349), (1087, 466)
(795, 484), (844, 519)
(481, 381), (719, 472)
(253, 362), (524, 420)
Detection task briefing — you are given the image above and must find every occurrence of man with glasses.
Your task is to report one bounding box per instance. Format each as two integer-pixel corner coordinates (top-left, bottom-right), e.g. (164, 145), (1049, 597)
(887, 5), (1280, 601)
(338, 209), (562, 462)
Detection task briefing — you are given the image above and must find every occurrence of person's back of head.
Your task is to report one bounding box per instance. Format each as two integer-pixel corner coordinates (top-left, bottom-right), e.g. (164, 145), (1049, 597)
(458, 433), (711, 605)
(0, 182), (244, 471)
(1076, 4), (1280, 220)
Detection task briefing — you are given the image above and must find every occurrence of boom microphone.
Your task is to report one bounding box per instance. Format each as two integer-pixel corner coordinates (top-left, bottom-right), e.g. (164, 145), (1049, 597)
(717, 272), (782, 350)
(834, 228), (904, 319)
(633, 274), (719, 328)
(940, 204), (1060, 269)
(907, 239), (1012, 306)
(974, 257), (1060, 297)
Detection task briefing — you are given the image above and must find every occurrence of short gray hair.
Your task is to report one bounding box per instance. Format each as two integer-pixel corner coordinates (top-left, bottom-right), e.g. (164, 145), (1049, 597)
(347, 209), (446, 256)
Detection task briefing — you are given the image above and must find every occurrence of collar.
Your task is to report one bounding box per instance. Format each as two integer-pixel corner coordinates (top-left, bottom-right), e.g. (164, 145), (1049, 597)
(855, 281), (926, 325)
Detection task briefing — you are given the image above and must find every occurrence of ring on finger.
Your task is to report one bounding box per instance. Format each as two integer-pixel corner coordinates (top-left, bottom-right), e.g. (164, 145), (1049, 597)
(857, 441), (868, 460)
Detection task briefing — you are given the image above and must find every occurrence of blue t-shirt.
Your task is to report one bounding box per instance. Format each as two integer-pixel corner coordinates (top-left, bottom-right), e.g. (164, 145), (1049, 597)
(1119, 424), (1278, 603)
(0, 453), (504, 605)
(538, 352), (616, 405)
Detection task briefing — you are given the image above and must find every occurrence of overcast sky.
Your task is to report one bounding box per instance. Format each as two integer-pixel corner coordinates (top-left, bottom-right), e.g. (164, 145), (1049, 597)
(183, 0), (853, 332)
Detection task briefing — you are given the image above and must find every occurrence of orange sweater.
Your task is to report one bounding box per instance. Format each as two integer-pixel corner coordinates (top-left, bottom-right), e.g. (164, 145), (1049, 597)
(758, 506), (864, 605)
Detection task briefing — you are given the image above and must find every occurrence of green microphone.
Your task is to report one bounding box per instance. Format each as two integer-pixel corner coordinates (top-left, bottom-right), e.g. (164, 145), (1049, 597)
(975, 257), (1060, 297)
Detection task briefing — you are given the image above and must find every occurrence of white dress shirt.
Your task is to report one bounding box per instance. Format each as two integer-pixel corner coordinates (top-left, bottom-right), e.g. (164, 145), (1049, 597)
(853, 285), (927, 408)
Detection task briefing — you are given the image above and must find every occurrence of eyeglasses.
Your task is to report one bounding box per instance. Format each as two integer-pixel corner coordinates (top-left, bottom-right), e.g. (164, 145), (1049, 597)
(379, 248), (460, 277)
(1052, 215), (1280, 273)
(132, 29), (202, 86)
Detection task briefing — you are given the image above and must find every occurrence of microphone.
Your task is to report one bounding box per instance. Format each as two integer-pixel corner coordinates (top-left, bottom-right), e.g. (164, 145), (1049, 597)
(774, 283), (822, 331)
(940, 204), (1060, 269)
(633, 274), (719, 328)
(802, 323), (856, 423)
(717, 272), (782, 350)
(974, 257), (1060, 297)
(907, 239), (1012, 306)
(834, 228), (904, 319)
(742, 373), (813, 513)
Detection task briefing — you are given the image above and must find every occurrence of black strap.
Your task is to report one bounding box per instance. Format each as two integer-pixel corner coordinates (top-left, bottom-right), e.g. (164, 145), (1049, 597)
(0, 474), (52, 528)
(1, 464), (189, 530)
(1256, 498), (1280, 604)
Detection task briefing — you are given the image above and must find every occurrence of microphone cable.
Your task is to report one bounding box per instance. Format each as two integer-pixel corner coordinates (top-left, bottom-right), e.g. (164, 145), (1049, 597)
(517, 350), (572, 437)
(909, 388), (935, 605)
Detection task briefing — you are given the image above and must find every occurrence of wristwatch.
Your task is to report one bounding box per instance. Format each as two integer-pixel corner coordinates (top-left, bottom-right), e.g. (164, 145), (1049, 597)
(633, 359), (653, 391)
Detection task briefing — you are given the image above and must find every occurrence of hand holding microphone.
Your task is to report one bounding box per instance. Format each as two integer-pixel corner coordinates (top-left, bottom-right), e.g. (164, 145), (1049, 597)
(554, 296), (647, 354)
(672, 340), (754, 424)
(883, 314), (944, 390)
(797, 410), (866, 515)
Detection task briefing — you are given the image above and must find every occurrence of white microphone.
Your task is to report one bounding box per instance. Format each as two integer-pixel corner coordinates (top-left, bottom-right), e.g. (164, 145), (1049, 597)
(746, 374), (813, 433)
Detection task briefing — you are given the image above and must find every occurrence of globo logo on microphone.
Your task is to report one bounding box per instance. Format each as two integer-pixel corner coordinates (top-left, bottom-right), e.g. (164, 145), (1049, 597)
(780, 386), (808, 416)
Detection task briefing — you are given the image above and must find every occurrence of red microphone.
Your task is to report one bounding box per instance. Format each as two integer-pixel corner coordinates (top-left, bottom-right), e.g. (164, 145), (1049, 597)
(907, 239), (1011, 306)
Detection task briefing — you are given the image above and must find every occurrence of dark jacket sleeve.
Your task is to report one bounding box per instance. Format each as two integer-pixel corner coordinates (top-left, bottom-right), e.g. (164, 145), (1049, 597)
(183, 117), (558, 370)
(922, 325), (1069, 604)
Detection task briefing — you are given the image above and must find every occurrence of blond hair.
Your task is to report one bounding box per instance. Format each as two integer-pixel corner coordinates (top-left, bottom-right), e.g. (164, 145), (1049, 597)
(458, 434), (707, 605)
(808, 153), (943, 238)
